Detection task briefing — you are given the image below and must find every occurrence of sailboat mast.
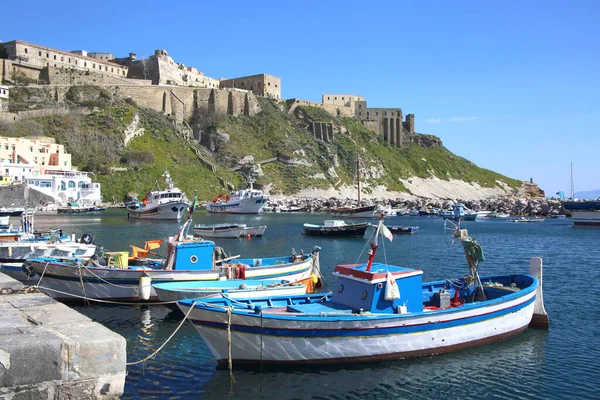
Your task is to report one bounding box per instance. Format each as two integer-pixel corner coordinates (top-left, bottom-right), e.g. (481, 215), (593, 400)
(570, 162), (574, 199)
(357, 152), (361, 203)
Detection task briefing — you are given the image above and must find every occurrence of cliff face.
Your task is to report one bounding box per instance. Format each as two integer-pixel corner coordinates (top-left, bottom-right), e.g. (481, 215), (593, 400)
(0, 87), (526, 202)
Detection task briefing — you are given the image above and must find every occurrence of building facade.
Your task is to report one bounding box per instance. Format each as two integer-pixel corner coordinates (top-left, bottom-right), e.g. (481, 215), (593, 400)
(322, 93), (365, 114)
(355, 101), (405, 146)
(1, 40), (128, 80)
(0, 136), (72, 174)
(220, 74), (281, 99)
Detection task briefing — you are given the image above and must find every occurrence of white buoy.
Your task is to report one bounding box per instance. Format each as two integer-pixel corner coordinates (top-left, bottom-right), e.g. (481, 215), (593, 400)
(139, 275), (152, 301)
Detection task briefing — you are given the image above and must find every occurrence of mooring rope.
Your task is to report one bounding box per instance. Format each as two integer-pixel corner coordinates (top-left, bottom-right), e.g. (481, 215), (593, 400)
(34, 261), (50, 287)
(33, 285), (180, 306)
(126, 300), (197, 366)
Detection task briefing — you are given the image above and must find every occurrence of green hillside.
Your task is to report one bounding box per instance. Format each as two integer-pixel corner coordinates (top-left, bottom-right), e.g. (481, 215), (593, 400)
(0, 85), (522, 202)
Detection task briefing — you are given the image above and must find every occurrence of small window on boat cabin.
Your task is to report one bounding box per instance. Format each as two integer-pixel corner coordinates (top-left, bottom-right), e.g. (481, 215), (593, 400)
(154, 196), (158, 200)
(160, 194), (166, 198)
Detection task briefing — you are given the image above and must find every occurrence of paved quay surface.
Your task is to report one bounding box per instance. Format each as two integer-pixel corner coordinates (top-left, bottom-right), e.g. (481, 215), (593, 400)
(0, 272), (126, 399)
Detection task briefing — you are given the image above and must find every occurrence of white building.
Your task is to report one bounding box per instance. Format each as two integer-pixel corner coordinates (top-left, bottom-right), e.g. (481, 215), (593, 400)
(26, 170), (101, 204)
(0, 86), (8, 99)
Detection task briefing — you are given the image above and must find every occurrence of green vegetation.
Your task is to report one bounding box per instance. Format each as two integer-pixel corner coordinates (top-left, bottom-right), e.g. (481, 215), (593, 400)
(0, 85), (522, 202)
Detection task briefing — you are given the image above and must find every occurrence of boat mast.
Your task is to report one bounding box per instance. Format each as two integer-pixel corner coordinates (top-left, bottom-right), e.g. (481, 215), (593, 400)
(366, 218), (382, 271)
(570, 162), (574, 199)
(356, 126), (361, 203)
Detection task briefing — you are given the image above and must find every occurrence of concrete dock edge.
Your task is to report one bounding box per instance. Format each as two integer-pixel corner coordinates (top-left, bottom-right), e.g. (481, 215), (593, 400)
(0, 272), (126, 399)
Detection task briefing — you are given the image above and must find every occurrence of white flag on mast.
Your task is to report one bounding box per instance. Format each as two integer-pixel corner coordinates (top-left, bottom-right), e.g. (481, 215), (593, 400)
(380, 224), (393, 242)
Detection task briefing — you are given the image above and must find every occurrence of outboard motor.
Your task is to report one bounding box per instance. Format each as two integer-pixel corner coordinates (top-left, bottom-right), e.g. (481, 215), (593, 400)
(22, 262), (36, 279)
(80, 233), (95, 245)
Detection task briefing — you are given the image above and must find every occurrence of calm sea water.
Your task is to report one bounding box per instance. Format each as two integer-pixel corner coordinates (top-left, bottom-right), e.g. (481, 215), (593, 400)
(29, 210), (600, 399)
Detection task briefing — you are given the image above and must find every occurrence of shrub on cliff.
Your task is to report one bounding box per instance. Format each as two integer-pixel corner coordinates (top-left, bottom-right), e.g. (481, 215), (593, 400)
(121, 151), (155, 169)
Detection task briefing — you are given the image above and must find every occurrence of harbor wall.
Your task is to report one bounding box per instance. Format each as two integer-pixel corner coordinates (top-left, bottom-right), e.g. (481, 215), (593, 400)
(0, 184), (55, 207)
(0, 273), (126, 398)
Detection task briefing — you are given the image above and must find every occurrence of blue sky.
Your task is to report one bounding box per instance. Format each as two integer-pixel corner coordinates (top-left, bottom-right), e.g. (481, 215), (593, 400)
(2, 0), (598, 197)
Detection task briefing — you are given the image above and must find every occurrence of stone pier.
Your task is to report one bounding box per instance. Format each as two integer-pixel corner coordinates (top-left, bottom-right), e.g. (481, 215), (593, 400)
(0, 272), (126, 399)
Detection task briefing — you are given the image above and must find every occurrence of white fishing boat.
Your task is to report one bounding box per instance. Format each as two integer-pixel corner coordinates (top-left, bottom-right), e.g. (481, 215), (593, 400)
(179, 220), (549, 366)
(193, 223), (267, 238)
(26, 219), (320, 301)
(0, 213), (97, 284)
(127, 171), (190, 220)
(206, 180), (268, 214)
(152, 279), (307, 302)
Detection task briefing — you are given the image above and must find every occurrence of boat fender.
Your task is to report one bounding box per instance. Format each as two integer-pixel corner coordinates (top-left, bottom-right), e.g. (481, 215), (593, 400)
(311, 273), (319, 284)
(238, 264), (246, 280)
(139, 274), (152, 301)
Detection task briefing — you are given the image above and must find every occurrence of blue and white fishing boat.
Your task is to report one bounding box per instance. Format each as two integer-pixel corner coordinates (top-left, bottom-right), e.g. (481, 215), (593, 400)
(179, 220), (548, 366)
(25, 218), (320, 301)
(153, 279), (308, 302)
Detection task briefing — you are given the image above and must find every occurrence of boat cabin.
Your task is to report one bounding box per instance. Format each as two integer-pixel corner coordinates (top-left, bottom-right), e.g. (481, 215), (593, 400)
(324, 220), (347, 227)
(452, 203), (467, 219)
(331, 263), (424, 314)
(172, 239), (217, 270)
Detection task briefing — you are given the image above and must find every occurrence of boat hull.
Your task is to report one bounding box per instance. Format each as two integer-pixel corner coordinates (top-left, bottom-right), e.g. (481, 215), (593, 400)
(28, 254), (315, 301)
(303, 223), (369, 237)
(153, 280), (307, 302)
(127, 201), (189, 220)
(180, 281), (536, 365)
(206, 197), (267, 214)
(570, 211), (600, 226)
(193, 225), (267, 238)
(331, 205), (376, 218)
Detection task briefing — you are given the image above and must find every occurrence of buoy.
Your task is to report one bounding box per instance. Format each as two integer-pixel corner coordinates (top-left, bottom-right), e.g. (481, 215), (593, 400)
(139, 274), (152, 301)
(311, 273), (318, 284)
(246, 234), (251, 240)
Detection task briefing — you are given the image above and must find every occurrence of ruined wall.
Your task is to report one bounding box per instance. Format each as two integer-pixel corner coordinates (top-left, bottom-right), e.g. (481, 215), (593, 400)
(1, 59), (41, 82)
(403, 113), (415, 134)
(286, 98), (354, 117)
(311, 122), (334, 143)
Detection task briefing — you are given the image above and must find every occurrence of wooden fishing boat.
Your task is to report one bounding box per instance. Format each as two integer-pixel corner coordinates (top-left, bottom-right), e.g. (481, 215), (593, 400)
(25, 219), (320, 301)
(193, 223), (267, 238)
(303, 220), (369, 237)
(152, 279), (307, 302)
(388, 225), (419, 234)
(179, 220), (548, 366)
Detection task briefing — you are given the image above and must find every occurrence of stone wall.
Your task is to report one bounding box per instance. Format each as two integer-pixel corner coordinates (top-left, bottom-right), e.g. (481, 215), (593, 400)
(44, 66), (152, 86)
(1, 59), (42, 82)
(0, 107), (90, 123)
(286, 98), (354, 117)
(311, 122), (334, 143)
(0, 183), (55, 207)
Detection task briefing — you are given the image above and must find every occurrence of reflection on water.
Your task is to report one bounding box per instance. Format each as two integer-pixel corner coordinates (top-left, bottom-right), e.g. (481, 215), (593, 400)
(43, 211), (600, 399)
(203, 330), (548, 400)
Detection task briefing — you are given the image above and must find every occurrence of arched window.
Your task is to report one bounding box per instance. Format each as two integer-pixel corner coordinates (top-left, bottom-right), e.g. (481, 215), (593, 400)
(68, 181), (76, 189)
(78, 181), (84, 188)
(60, 181), (66, 191)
